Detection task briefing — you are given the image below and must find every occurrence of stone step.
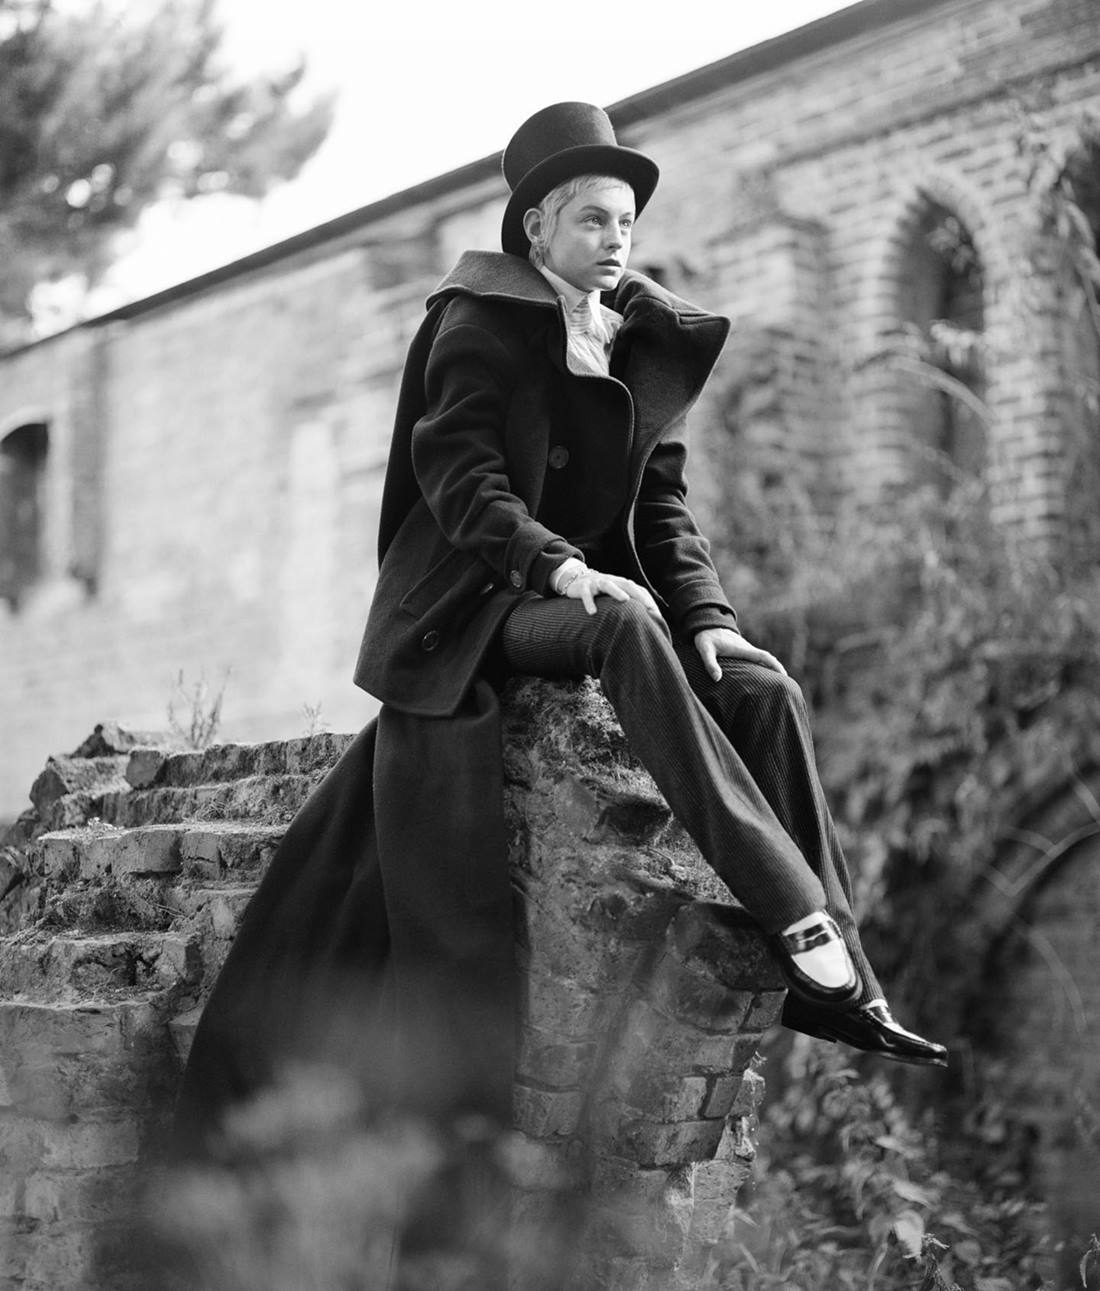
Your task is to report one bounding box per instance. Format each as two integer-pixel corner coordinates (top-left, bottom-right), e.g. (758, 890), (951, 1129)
(175, 882), (258, 933)
(0, 998), (177, 1119)
(27, 873), (261, 943)
(95, 773), (323, 828)
(29, 756), (131, 817)
(24, 748), (138, 837)
(18, 734), (351, 838)
(169, 883), (259, 1000)
(38, 876), (177, 936)
(33, 820), (286, 883)
(127, 732), (353, 791)
(0, 930), (200, 1002)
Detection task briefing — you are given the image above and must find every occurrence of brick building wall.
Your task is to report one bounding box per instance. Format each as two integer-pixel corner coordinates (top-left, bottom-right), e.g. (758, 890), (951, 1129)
(2, 0), (1100, 819)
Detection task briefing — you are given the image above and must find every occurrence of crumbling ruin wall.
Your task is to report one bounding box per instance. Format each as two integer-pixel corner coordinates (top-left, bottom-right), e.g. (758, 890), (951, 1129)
(0, 679), (785, 1290)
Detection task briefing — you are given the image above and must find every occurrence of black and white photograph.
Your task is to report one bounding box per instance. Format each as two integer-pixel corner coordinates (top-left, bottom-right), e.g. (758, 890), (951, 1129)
(1, 1), (1098, 1287)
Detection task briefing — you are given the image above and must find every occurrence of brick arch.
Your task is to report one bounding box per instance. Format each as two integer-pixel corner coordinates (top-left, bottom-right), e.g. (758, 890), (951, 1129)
(846, 169), (1022, 499)
(0, 405), (52, 441)
(968, 761), (1100, 951)
(857, 168), (1013, 359)
(965, 764), (1100, 1262)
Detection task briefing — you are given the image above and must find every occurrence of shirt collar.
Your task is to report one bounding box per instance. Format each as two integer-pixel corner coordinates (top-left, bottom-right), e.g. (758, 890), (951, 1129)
(537, 263), (603, 316)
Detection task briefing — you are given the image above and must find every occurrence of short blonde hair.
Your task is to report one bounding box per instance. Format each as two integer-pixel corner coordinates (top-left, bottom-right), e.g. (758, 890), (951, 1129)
(526, 174), (632, 268)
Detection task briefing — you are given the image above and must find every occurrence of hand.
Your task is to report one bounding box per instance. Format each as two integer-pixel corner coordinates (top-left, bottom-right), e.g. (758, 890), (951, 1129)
(693, 627), (787, 682)
(558, 566), (661, 619)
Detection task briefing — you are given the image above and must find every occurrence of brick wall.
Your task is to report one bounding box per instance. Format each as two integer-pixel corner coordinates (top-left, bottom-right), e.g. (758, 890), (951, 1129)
(2, 0), (1100, 818)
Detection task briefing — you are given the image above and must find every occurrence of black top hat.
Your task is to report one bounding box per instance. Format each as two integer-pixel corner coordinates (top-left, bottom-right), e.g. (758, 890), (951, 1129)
(500, 102), (660, 258)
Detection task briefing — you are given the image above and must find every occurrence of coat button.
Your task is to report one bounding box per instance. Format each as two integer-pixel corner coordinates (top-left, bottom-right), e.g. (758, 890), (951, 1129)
(420, 629), (441, 652)
(479, 580), (495, 595)
(547, 445), (570, 469)
(509, 570), (523, 589)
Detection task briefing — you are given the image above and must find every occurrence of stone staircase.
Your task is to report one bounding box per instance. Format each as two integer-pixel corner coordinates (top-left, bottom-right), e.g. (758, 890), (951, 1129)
(0, 682), (787, 1291)
(0, 724), (351, 1290)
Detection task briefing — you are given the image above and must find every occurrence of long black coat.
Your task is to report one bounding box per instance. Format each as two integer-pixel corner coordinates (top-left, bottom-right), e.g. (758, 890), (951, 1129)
(175, 254), (736, 1143)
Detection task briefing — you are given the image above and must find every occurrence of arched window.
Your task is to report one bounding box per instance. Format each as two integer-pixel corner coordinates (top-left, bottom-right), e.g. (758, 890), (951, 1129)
(896, 201), (986, 493)
(0, 422), (48, 610)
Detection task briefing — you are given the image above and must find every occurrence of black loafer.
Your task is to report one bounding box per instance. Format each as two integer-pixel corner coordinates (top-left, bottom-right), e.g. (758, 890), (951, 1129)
(783, 995), (948, 1068)
(771, 914), (861, 1009)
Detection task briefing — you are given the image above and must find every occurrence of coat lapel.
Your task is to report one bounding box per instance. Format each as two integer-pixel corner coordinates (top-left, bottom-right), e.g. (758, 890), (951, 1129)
(612, 273), (730, 448)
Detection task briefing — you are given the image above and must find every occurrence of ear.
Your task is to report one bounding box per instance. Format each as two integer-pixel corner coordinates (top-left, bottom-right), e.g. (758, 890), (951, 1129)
(522, 207), (543, 245)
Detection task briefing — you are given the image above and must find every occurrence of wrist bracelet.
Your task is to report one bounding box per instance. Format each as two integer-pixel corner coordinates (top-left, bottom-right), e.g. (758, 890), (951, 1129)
(556, 566), (586, 595)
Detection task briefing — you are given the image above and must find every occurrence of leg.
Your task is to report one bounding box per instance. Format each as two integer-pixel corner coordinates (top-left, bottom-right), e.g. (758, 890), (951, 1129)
(674, 644), (883, 1003)
(500, 596), (826, 933)
(669, 645), (946, 1064)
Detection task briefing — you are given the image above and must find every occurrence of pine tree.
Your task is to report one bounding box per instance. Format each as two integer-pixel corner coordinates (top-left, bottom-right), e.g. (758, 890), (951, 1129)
(0, 0), (334, 345)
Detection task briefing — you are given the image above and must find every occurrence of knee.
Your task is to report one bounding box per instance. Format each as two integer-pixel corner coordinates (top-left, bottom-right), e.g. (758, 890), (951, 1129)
(736, 665), (807, 718)
(592, 597), (671, 658)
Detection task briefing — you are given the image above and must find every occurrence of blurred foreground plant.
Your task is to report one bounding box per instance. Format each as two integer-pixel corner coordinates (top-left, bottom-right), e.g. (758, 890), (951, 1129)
(144, 1063), (574, 1291)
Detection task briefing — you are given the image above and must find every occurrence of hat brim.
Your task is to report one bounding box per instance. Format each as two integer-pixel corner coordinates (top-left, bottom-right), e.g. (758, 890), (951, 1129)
(501, 144), (659, 257)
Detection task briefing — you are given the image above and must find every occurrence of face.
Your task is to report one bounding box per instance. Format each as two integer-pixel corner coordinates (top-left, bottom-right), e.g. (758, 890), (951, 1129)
(531, 180), (635, 293)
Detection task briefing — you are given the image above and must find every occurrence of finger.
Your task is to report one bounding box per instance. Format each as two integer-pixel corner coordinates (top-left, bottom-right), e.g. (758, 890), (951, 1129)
(632, 586), (662, 616)
(753, 650), (786, 675)
(581, 583), (598, 615)
(697, 638), (722, 682)
(723, 639), (786, 675)
(602, 579), (630, 602)
(620, 580), (661, 618)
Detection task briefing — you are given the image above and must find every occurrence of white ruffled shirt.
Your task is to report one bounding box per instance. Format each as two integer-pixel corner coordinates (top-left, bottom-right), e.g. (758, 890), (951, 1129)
(538, 264), (623, 377)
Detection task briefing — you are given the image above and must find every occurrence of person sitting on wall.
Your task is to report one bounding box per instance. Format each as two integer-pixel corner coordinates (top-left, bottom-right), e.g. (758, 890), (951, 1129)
(176, 102), (945, 1153)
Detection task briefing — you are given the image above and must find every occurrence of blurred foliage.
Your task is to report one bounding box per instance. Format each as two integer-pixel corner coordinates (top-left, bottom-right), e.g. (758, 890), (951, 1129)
(0, 0), (333, 343)
(795, 481), (1100, 1020)
(146, 1053), (1088, 1291)
(146, 1063), (574, 1291)
(724, 1045), (1060, 1291)
(708, 468), (1100, 1280)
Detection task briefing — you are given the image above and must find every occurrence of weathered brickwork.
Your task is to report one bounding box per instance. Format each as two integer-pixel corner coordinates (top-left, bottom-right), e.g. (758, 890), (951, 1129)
(0, 680), (783, 1290)
(2, 0), (1099, 825)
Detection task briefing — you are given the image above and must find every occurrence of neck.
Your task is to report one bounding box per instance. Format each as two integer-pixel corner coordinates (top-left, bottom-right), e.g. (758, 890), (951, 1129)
(538, 263), (599, 310)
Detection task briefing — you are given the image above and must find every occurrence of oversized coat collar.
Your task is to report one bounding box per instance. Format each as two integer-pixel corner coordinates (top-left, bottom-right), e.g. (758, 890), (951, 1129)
(426, 251), (731, 442)
(427, 249), (720, 333)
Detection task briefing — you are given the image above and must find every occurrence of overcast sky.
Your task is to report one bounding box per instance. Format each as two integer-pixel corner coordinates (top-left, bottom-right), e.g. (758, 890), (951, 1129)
(94, 0), (857, 307)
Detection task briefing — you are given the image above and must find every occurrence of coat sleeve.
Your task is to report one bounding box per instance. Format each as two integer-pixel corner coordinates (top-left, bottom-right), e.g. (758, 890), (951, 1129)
(411, 316), (581, 595)
(634, 425), (740, 636)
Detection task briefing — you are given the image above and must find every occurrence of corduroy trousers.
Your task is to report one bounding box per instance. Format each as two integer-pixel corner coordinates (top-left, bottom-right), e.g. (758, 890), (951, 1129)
(500, 595), (881, 1004)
